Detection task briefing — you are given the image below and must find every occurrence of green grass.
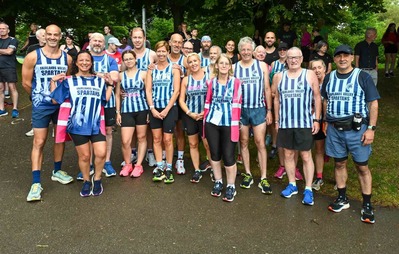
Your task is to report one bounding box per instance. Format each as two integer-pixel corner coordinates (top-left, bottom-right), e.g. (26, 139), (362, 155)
(15, 62), (399, 206)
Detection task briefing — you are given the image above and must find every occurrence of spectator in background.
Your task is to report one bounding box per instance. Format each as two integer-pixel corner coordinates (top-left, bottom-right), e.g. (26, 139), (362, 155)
(190, 28), (201, 53)
(277, 22), (297, 48)
(60, 35), (80, 61)
(26, 28), (45, 54)
(0, 22), (19, 118)
(20, 23), (39, 52)
(182, 41), (194, 57)
(381, 23), (398, 78)
(81, 32), (93, 51)
(300, 25), (312, 68)
(312, 28), (324, 48)
(225, 39), (240, 64)
(105, 37), (123, 70)
(178, 22), (191, 41)
(117, 36), (132, 53)
(103, 25), (114, 48)
(309, 40), (332, 74)
(355, 27), (379, 86)
(252, 30), (263, 46)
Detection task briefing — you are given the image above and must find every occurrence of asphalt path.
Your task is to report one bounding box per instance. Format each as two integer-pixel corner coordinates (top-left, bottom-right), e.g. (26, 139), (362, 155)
(0, 105), (398, 254)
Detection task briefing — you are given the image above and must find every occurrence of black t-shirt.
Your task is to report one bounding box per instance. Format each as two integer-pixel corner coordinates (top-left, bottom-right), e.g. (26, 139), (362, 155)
(0, 37), (18, 69)
(189, 38), (201, 53)
(264, 48), (279, 65)
(309, 52), (332, 69)
(277, 30), (297, 48)
(354, 40), (379, 69)
(26, 43), (42, 55)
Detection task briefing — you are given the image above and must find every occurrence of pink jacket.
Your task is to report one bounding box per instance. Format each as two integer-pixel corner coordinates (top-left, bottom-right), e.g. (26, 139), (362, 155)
(203, 77), (242, 142)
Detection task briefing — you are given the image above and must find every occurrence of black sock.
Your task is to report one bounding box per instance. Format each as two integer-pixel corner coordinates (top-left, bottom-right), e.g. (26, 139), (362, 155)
(337, 187), (346, 198)
(362, 193), (372, 206)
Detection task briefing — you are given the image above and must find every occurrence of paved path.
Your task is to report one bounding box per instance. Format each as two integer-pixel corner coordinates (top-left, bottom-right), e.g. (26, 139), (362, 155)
(0, 107), (398, 253)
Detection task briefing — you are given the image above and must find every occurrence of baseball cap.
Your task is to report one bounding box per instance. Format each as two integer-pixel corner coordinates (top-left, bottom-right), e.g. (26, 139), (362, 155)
(334, 44), (353, 57)
(277, 42), (288, 50)
(108, 37), (122, 46)
(201, 35), (211, 42)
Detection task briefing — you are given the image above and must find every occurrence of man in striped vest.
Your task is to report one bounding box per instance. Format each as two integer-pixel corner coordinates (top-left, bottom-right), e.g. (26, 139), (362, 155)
(272, 47), (321, 206)
(322, 45), (380, 224)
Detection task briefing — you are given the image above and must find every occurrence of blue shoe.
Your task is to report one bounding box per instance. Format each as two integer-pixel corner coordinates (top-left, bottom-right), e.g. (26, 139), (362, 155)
(222, 186), (237, 202)
(11, 109), (19, 118)
(27, 183), (43, 202)
(281, 184), (298, 198)
(103, 161), (116, 177)
(0, 109), (8, 117)
(211, 181), (223, 197)
(80, 181), (92, 197)
(91, 178), (103, 196)
(51, 170), (73, 184)
(265, 134), (272, 146)
(77, 165), (94, 181)
(302, 189), (314, 206)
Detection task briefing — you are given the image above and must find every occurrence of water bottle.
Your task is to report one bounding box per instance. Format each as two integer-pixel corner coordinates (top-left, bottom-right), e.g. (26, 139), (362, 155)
(352, 113), (362, 131)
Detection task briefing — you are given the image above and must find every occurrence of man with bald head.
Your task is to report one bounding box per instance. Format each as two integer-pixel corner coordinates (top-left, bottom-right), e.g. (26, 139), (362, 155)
(272, 47), (321, 206)
(22, 24), (74, 201)
(84, 32), (119, 179)
(264, 31), (279, 65)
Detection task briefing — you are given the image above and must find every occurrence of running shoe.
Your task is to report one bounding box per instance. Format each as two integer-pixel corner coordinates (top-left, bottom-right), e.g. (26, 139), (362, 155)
(131, 164), (144, 178)
(258, 178), (272, 194)
(4, 92), (10, 99)
(269, 146), (278, 159)
(302, 189), (314, 206)
(295, 168), (303, 181)
(328, 196), (350, 213)
(164, 170), (174, 184)
(175, 159), (186, 175)
(311, 178), (324, 191)
(121, 153), (137, 167)
(274, 165), (286, 179)
(25, 129), (34, 137)
(0, 109), (8, 117)
(190, 170), (202, 183)
(146, 151), (157, 167)
(236, 154), (243, 164)
(211, 181), (223, 197)
(361, 204), (375, 224)
(77, 166), (94, 181)
(199, 161), (212, 172)
(222, 186), (237, 202)
(51, 170), (73, 184)
(80, 181), (92, 197)
(210, 169), (215, 182)
(152, 167), (165, 182)
(240, 173), (254, 189)
(120, 163), (133, 177)
(11, 109), (19, 118)
(281, 184), (298, 198)
(27, 183), (43, 202)
(103, 161), (116, 177)
(91, 178), (103, 196)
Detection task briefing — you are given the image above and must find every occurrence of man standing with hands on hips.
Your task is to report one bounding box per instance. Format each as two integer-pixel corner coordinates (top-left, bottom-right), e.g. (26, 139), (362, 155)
(322, 45), (380, 224)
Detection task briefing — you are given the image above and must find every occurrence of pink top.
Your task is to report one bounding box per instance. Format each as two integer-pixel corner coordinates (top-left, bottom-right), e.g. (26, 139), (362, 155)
(301, 32), (312, 47)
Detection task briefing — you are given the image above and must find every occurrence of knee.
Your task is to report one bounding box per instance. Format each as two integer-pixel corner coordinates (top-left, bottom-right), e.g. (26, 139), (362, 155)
(335, 161), (347, 171)
(79, 153), (91, 163)
(254, 137), (265, 149)
(106, 127), (113, 135)
(188, 140), (198, 150)
(153, 135), (162, 145)
(163, 136), (173, 147)
(137, 133), (146, 143)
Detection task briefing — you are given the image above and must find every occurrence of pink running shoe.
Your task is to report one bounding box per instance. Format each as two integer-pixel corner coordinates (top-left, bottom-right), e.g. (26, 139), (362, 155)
(131, 165), (144, 178)
(274, 165), (286, 179)
(120, 164), (133, 177)
(295, 168), (304, 181)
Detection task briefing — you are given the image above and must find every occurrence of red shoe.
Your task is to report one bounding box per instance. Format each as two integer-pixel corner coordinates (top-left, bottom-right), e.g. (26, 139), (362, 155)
(131, 164), (144, 178)
(120, 164), (133, 177)
(295, 168), (303, 181)
(274, 165), (286, 179)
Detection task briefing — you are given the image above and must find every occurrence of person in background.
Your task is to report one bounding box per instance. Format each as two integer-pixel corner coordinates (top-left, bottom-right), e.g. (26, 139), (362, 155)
(300, 25), (312, 68)
(309, 40), (332, 74)
(355, 27), (379, 86)
(20, 23), (39, 52)
(225, 39), (240, 64)
(252, 30), (263, 46)
(182, 41), (194, 57)
(189, 28), (201, 53)
(103, 25), (114, 48)
(60, 34), (80, 61)
(117, 36), (133, 54)
(381, 23), (398, 78)
(253, 45), (266, 62)
(277, 22), (297, 48)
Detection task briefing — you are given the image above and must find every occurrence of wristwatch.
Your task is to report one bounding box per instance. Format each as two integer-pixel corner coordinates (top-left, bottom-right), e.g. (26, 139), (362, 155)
(367, 125), (377, 131)
(313, 119), (321, 123)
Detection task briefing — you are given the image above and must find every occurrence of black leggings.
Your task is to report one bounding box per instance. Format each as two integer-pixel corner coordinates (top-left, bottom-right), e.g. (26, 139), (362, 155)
(205, 122), (237, 167)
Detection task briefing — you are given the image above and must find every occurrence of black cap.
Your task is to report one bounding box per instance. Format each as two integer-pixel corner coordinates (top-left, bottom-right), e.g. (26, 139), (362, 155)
(278, 42), (288, 50)
(334, 44), (353, 57)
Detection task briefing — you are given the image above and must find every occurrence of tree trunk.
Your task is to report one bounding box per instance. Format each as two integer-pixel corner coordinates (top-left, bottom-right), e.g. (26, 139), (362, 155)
(4, 16), (16, 37)
(170, 3), (184, 32)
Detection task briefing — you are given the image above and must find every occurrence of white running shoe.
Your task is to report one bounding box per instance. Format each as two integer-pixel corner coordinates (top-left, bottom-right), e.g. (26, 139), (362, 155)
(175, 159), (186, 175)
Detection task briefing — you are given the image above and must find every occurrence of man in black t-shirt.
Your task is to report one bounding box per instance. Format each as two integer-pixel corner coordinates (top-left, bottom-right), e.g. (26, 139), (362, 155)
(264, 31), (279, 66)
(0, 22), (19, 117)
(277, 23), (297, 48)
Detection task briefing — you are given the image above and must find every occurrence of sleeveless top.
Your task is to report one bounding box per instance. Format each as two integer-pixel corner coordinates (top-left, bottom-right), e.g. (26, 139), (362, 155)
(93, 54), (117, 108)
(151, 64), (175, 108)
(136, 48), (151, 71)
(186, 74), (207, 113)
(120, 70), (148, 113)
(32, 49), (69, 109)
(278, 69), (313, 129)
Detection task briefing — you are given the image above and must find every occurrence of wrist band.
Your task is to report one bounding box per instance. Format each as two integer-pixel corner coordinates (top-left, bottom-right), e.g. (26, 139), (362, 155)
(186, 110), (191, 115)
(149, 105), (155, 110)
